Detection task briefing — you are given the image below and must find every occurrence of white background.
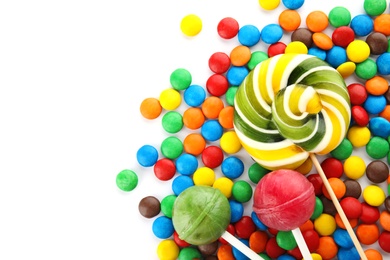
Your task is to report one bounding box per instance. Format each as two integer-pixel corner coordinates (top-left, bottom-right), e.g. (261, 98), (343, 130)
(1, 0), (389, 259)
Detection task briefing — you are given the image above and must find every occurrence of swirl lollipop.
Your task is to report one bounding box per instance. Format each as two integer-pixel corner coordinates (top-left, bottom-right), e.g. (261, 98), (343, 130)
(234, 53), (367, 260)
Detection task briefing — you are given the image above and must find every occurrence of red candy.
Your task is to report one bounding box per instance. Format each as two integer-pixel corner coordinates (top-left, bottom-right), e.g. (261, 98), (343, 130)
(234, 216), (256, 239)
(206, 74), (229, 96)
(302, 229), (320, 252)
(332, 26), (355, 48)
(351, 105), (369, 126)
(307, 173), (324, 196)
(217, 17), (239, 39)
(340, 197), (362, 219)
(266, 237), (286, 258)
(253, 169), (316, 231)
(208, 52), (231, 74)
(174, 231), (191, 247)
(154, 158), (176, 181)
(201, 145), (224, 168)
(268, 42), (286, 57)
(379, 231), (390, 253)
(360, 202), (380, 224)
(347, 83), (368, 105)
(320, 157), (343, 179)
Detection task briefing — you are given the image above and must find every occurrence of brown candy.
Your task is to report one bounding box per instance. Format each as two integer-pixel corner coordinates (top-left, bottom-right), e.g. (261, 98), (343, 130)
(385, 196), (390, 212)
(366, 160), (389, 183)
(291, 28), (313, 48)
(320, 195), (337, 216)
(198, 240), (219, 256)
(366, 32), (389, 55)
(343, 179), (362, 199)
(204, 256), (218, 260)
(138, 196), (161, 218)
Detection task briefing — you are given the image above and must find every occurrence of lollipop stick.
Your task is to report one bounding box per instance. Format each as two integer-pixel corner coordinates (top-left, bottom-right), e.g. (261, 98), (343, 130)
(221, 231), (264, 260)
(310, 154), (367, 260)
(291, 228), (313, 260)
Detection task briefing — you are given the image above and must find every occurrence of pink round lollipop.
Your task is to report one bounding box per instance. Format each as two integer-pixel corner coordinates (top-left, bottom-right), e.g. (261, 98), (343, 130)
(253, 169), (315, 231)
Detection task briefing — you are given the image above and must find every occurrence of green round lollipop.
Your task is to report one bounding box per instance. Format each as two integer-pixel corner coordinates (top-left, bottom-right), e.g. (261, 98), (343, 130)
(172, 185), (231, 245)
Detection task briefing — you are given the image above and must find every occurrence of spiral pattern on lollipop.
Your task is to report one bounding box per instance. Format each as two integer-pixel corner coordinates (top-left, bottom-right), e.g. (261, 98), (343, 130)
(233, 54), (351, 170)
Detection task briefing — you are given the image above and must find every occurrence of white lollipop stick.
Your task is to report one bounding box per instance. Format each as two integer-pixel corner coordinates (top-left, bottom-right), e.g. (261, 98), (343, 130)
(292, 228), (313, 260)
(310, 154), (367, 260)
(221, 231), (264, 260)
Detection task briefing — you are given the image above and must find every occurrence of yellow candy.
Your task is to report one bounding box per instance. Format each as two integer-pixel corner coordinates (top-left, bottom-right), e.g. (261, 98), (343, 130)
(337, 61), (356, 78)
(347, 125), (371, 147)
(314, 213), (336, 236)
(363, 185), (386, 207)
(159, 88), (181, 110)
(285, 41), (308, 54)
(343, 155), (366, 180)
(157, 239), (179, 260)
(193, 167), (215, 186)
(220, 131), (242, 154)
(213, 177), (234, 198)
(295, 157), (313, 175)
(258, 0), (280, 10)
(310, 253), (323, 260)
(346, 40), (371, 63)
(180, 14), (202, 37)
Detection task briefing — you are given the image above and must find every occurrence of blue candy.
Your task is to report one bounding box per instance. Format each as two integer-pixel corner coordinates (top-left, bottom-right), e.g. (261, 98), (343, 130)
(369, 117), (390, 138)
(175, 153), (198, 176)
(282, 0), (304, 9)
(229, 200), (244, 223)
(363, 95), (387, 114)
(171, 175), (194, 195)
(308, 47), (327, 60)
(337, 246), (360, 260)
(152, 216), (174, 239)
(333, 228), (354, 248)
(221, 156), (245, 179)
(377, 52), (390, 75)
(226, 66), (249, 86)
(238, 24), (261, 47)
(136, 144), (158, 167)
(277, 255), (296, 260)
(350, 14), (373, 36)
(184, 84), (206, 107)
(261, 24), (283, 44)
(201, 119), (223, 141)
(251, 211), (268, 231)
(232, 238), (250, 260)
(326, 46), (347, 68)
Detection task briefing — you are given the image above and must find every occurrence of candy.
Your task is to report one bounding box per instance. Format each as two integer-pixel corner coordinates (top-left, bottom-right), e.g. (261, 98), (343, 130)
(363, 185), (386, 207)
(161, 194), (176, 218)
(350, 14), (373, 37)
(183, 84), (206, 107)
(159, 88), (181, 110)
(154, 158), (176, 181)
(366, 160), (389, 183)
(233, 53), (350, 170)
(343, 155), (366, 180)
(346, 39), (371, 63)
(160, 136), (183, 159)
(232, 180), (253, 203)
(206, 74), (229, 96)
(328, 6), (351, 28)
(230, 45), (251, 67)
(366, 32), (389, 55)
(221, 156), (244, 179)
(217, 17), (239, 40)
(202, 145), (224, 168)
(170, 68), (192, 91)
(278, 10), (301, 32)
(344, 179), (362, 199)
(138, 196), (161, 218)
(237, 24), (261, 47)
(201, 120), (223, 141)
(183, 107), (205, 130)
(364, 0), (387, 16)
(116, 169), (138, 192)
(180, 14), (202, 37)
(261, 24), (283, 44)
(161, 111), (183, 133)
(140, 97), (162, 119)
(377, 52), (390, 75)
(175, 153), (198, 176)
(281, 0), (304, 9)
(306, 10), (328, 32)
(136, 144), (158, 167)
(193, 166), (215, 186)
(332, 26), (355, 48)
(157, 239), (180, 260)
(366, 136), (390, 159)
(374, 14), (390, 36)
(291, 28), (313, 48)
(152, 216), (174, 239)
(259, 0), (280, 10)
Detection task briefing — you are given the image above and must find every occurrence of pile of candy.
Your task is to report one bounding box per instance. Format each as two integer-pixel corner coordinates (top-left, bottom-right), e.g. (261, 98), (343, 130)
(116, 0), (390, 259)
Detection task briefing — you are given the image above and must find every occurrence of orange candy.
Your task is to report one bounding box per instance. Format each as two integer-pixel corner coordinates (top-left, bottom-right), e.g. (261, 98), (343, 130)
(202, 96), (224, 119)
(356, 223), (380, 245)
(219, 106), (234, 129)
(365, 248), (383, 260)
(139, 97), (162, 119)
(249, 230), (268, 253)
(183, 107), (205, 129)
(278, 9), (301, 31)
(379, 210), (390, 231)
(335, 213), (358, 229)
(374, 14), (390, 36)
(306, 10), (329, 32)
(365, 75), (389, 95)
(312, 32), (333, 50)
(217, 244), (235, 260)
(322, 177), (346, 200)
(299, 219), (314, 233)
(230, 45), (252, 66)
(316, 236), (338, 260)
(183, 133), (206, 156)
(379, 105), (390, 122)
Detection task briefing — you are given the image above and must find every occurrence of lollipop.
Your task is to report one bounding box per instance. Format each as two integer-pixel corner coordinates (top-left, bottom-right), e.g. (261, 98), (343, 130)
(253, 169), (315, 259)
(234, 53), (367, 260)
(172, 185), (264, 259)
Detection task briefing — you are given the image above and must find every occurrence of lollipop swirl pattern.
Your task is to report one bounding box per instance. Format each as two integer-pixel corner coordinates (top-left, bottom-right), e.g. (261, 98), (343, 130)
(234, 54), (351, 170)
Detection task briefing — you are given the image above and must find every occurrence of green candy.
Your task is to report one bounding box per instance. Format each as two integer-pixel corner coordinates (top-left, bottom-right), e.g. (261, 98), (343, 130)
(172, 185), (231, 245)
(311, 196), (324, 220)
(355, 58), (378, 80)
(226, 86), (238, 106)
(366, 136), (390, 159)
(276, 230), (297, 250)
(328, 6), (351, 27)
(330, 138), (353, 160)
(248, 51), (269, 71)
(248, 162), (270, 184)
(170, 68), (192, 91)
(364, 0), (387, 16)
(161, 136), (183, 159)
(178, 247), (202, 260)
(161, 194), (177, 218)
(116, 169), (138, 192)
(162, 111), (183, 133)
(232, 180), (253, 203)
